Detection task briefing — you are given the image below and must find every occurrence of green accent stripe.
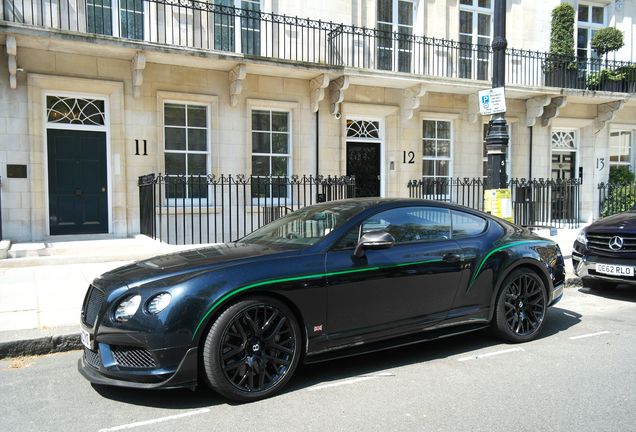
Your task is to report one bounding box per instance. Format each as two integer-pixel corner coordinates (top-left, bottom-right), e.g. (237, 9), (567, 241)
(192, 258), (442, 340)
(466, 240), (545, 293)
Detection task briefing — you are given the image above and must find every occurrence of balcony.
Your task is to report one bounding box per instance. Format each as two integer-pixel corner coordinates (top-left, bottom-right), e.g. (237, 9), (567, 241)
(2, 0), (636, 93)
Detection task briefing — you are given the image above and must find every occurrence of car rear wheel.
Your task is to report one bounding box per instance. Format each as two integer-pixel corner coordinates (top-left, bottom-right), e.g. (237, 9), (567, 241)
(202, 297), (301, 402)
(493, 269), (547, 343)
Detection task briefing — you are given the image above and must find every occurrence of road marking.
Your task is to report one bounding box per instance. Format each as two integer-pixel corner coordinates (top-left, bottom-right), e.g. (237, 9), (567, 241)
(457, 347), (525, 362)
(569, 331), (610, 340)
(307, 372), (394, 391)
(97, 408), (210, 432)
(563, 312), (577, 318)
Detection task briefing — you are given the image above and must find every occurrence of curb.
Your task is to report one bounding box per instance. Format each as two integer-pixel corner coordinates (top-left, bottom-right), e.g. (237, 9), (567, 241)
(0, 333), (81, 359)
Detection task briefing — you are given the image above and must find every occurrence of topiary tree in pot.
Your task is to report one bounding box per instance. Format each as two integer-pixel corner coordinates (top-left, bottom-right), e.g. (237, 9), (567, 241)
(587, 27), (626, 91)
(545, 3), (578, 88)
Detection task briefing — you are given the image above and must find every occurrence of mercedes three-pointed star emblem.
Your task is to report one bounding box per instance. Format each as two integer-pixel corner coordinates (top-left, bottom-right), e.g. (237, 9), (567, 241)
(608, 236), (624, 251)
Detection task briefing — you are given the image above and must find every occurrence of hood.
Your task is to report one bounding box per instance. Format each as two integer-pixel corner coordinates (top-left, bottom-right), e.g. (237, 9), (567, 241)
(588, 210), (636, 233)
(94, 242), (297, 290)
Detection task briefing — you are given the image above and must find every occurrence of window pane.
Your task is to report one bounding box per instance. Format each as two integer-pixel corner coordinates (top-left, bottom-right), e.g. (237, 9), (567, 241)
(592, 6), (603, 24)
(367, 207), (451, 244)
(437, 140), (450, 157)
(188, 153), (207, 175)
(252, 155), (269, 176)
(577, 28), (588, 50)
(271, 112), (289, 132)
(271, 156), (289, 176)
(377, 0), (392, 23)
(452, 211), (486, 238)
(398, 1), (413, 26)
(252, 132), (270, 153)
(187, 106), (207, 127)
(252, 110), (270, 131)
(165, 104), (185, 126)
(188, 129), (207, 151)
(423, 159), (435, 176)
(478, 0), (490, 8)
(423, 139), (436, 157)
(165, 153), (185, 175)
(165, 127), (186, 150)
(578, 4), (588, 22)
(272, 133), (288, 154)
(460, 10), (473, 34)
(423, 120), (436, 138)
(477, 13), (490, 37)
(437, 121), (450, 139)
(460, 0), (472, 5)
(436, 160), (449, 177)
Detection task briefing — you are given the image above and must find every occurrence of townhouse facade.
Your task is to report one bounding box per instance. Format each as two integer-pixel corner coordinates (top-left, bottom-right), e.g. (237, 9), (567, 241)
(0, 0), (635, 242)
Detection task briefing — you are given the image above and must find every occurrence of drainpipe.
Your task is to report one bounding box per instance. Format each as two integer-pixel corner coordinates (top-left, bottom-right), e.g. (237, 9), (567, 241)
(528, 126), (533, 178)
(315, 110), (320, 178)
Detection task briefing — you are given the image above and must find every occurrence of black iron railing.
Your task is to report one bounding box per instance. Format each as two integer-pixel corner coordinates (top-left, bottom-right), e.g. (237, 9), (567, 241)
(0, 176), (3, 241)
(407, 177), (581, 229)
(3, 0), (635, 91)
(138, 173), (355, 245)
(598, 182), (636, 217)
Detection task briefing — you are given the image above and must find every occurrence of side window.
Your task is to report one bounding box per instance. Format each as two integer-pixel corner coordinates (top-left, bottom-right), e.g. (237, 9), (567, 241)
(366, 206), (451, 244)
(332, 224), (361, 250)
(452, 210), (487, 239)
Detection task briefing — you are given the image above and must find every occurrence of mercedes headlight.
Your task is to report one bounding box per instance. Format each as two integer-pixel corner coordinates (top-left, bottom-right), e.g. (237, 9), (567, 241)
(114, 295), (141, 322)
(575, 229), (587, 246)
(146, 293), (171, 314)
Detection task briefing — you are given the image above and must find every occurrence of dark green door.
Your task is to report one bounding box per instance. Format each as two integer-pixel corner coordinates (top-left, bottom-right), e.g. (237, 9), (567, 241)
(47, 129), (108, 235)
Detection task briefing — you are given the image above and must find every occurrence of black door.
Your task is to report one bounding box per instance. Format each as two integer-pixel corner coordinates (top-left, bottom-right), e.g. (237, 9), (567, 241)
(347, 142), (380, 197)
(47, 129), (108, 235)
(325, 206), (466, 344)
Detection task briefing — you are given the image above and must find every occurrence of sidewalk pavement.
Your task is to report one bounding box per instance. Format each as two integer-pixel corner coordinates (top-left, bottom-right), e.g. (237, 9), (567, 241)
(0, 228), (584, 359)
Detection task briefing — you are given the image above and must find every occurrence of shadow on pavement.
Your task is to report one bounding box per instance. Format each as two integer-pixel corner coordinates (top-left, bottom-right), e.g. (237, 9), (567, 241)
(92, 305), (581, 407)
(578, 286), (636, 303)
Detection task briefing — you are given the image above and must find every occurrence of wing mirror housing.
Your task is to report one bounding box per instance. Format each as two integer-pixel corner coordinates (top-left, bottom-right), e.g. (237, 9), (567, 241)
(353, 231), (395, 258)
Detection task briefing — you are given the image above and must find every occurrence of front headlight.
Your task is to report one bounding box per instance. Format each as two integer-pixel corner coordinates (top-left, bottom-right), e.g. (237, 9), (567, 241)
(146, 293), (171, 314)
(114, 295), (141, 322)
(576, 229), (587, 246)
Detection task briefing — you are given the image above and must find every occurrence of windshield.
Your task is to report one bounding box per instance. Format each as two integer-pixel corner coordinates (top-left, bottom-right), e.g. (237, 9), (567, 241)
(239, 201), (368, 248)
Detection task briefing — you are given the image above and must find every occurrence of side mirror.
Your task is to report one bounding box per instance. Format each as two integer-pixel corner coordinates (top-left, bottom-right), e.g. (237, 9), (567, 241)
(353, 231), (395, 258)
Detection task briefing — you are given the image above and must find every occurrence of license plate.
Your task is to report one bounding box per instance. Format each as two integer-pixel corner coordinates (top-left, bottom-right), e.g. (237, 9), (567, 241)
(80, 328), (92, 350)
(595, 263), (634, 277)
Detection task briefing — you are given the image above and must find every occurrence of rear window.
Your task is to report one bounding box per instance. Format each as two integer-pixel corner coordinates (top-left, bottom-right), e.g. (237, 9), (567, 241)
(452, 210), (487, 239)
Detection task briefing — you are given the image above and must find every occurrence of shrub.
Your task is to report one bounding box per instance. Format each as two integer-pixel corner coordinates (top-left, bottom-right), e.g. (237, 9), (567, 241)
(600, 166), (636, 217)
(591, 27), (624, 59)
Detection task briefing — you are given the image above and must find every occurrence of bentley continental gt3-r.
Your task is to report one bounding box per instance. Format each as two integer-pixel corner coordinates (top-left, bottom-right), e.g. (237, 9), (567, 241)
(78, 198), (565, 401)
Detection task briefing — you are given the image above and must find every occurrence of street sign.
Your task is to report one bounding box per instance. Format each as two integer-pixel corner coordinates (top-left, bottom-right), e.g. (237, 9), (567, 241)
(484, 188), (513, 222)
(478, 87), (507, 116)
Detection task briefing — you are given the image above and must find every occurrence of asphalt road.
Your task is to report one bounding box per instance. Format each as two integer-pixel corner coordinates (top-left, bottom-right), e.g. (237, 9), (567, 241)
(2, 286), (635, 432)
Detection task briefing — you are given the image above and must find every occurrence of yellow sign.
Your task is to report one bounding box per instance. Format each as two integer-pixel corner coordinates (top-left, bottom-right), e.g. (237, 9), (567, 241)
(484, 189), (513, 222)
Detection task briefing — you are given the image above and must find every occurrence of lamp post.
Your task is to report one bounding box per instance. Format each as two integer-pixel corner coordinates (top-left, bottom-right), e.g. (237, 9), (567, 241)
(485, 0), (508, 189)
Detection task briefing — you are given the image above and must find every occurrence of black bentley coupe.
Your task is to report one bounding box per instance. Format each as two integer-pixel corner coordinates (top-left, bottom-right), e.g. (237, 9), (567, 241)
(573, 206), (636, 289)
(79, 198), (565, 401)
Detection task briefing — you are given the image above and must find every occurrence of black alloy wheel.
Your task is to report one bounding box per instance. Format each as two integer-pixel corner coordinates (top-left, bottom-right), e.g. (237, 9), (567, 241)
(493, 269), (548, 343)
(203, 297), (301, 401)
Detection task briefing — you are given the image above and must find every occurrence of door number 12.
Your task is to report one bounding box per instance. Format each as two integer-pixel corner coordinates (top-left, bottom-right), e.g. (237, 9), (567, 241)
(403, 151), (415, 164)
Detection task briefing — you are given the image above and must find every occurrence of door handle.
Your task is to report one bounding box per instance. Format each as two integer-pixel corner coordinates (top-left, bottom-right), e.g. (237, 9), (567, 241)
(442, 253), (462, 264)
(74, 188), (82, 197)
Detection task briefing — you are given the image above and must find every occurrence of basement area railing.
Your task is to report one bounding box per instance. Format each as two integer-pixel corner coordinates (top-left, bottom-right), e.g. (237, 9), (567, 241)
(3, 0), (635, 92)
(138, 173), (355, 245)
(598, 182), (636, 218)
(407, 177), (582, 229)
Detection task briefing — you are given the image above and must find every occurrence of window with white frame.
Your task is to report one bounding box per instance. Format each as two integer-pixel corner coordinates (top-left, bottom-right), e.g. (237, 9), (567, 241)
(609, 130), (633, 170)
(214, 0), (261, 54)
(86, 0), (143, 39)
(577, 3), (605, 66)
(459, 0), (492, 80)
(251, 110), (291, 198)
(422, 120), (452, 195)
(482, 123), (511, 178)
(164, 103), (209, 198)
(376, 0), (414, 72)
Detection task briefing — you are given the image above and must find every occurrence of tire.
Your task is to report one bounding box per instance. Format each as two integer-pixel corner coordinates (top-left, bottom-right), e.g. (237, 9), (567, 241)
(202, 297), (301, 402)
(492, 268), (548, 343)
(582, 278), (616, 291)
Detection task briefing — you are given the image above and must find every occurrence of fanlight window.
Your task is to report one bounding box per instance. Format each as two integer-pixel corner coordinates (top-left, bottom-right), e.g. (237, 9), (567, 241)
(46, 96), (106, 125)
(346, 120), (380, 139)
(551, 131), (576, 150)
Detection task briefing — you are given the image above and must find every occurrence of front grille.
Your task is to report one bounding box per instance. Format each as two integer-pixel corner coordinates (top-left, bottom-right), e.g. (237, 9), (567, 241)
(82, 285), (105, 327)
(84, 347), (101, 369)
(111, 346), (157, 368)
(587, 232), (636, 253)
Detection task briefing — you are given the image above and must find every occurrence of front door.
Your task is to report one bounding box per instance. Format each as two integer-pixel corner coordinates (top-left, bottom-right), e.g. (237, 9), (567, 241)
(47, 129), (108, 235)
(551, 152), (575, 180)
(346, 142), (380, 197)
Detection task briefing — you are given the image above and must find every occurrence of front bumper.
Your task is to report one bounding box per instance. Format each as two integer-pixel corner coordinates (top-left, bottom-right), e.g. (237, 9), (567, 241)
(549, 281), (564, 306)
(78, 346), (199, 390)
(573, 253), (636, 285)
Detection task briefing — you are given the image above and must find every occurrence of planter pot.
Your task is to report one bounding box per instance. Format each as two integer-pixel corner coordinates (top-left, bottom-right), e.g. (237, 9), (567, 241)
(544, 69), (582, 89)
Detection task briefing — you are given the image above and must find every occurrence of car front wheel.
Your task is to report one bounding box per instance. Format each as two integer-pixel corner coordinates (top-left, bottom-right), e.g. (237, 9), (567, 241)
(202, 297), (301, 402)
(493, 269), (548, 343)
